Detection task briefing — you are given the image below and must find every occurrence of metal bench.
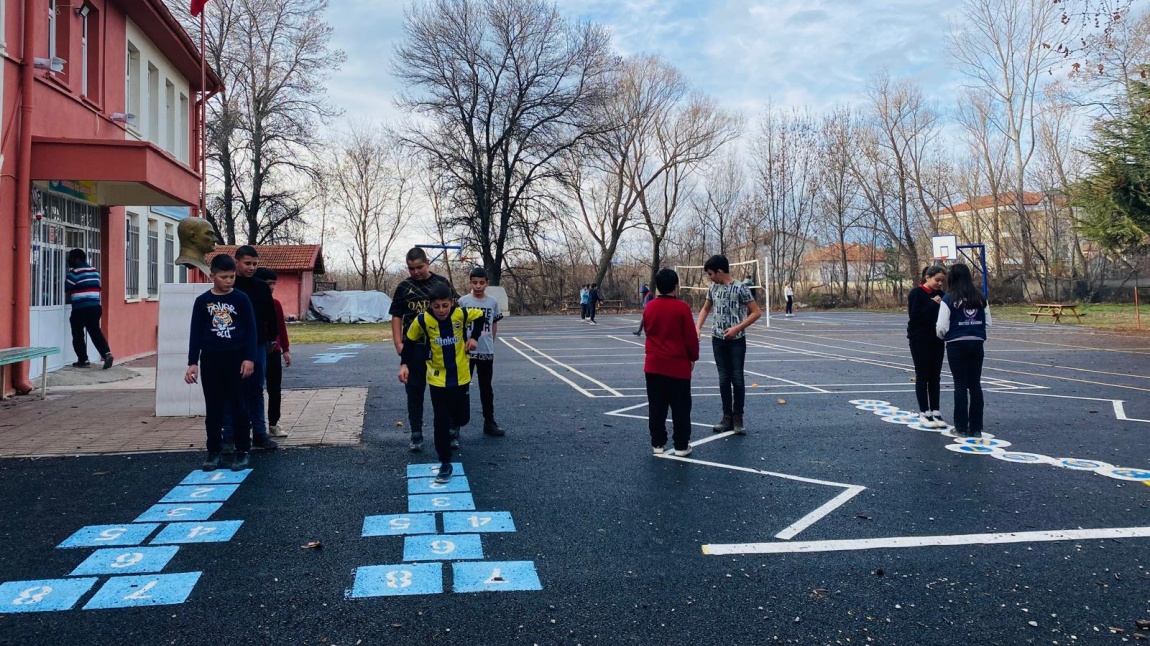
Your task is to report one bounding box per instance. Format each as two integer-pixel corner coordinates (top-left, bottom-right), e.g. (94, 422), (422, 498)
(0, 347), (62, 399)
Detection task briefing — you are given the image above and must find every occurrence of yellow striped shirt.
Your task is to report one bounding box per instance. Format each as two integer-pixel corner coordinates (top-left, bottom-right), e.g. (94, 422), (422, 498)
(406, 307), (485, 387)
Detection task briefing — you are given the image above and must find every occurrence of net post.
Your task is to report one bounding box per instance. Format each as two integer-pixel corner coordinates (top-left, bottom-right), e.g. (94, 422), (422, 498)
(762, 256), (771, 328)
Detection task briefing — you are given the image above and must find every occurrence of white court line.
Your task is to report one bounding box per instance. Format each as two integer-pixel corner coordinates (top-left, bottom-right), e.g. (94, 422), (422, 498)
(512, 338), (624, 397)
(701, 526), (1150, 555)
(997, 391), (1150, 424)
(744, 368), (830, 394)
(607, 335), (645, 347)
(500, 337), (595, 398)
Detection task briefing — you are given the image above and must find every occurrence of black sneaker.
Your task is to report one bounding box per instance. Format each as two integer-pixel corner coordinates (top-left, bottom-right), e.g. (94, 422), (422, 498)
(483, 420), (506, 437)
(712, 415), (733, 433)
(632, 330), (642, 336)
(221, 441), (236, 455)
(102, 353), (114, 370)
(449, 427), (460, 450)
(72, 360), (90, 368)
(231, 452), (250, 471)
(252, 436), (279, 451)
(434, 462), (453, 484)
(409, 432), (424, 452)
(201, 453), (222, 471)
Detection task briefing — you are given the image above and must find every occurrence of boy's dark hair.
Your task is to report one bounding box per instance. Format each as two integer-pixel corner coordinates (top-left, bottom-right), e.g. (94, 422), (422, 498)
(469, 267), (488, 280)
(428, 283), (453, 302)
(234, 245), (258, 260)
(67, 248), (87, 265)
(210, 254), (237, 273)
(921, 265), (945, 284)
(654, 268), (679, 295)
(703, 255), (730, 274)
(406, 247), (428, 263)
(591, 283), (598, 289)
(254, 267), (278, 281)
(945, 263), (985, 308)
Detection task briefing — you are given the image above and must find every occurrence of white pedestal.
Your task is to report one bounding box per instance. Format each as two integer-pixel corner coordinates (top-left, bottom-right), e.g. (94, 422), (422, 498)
(485, 286), (510, 317)
(156, 283), (208, 417)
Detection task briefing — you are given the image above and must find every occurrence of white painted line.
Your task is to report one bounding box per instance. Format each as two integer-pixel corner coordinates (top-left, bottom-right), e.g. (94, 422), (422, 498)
(999, 391), (1150, 424)
(607, 335), (645, 347)
(743, 368), (830, 393)
(702, 526), (1150, 555)
(689, 431), (735, 447)
(775, 485), (867, 540)
(512, 338), (625, 397)
(500, 337), (596, 398)
(656, 453), (862, 489)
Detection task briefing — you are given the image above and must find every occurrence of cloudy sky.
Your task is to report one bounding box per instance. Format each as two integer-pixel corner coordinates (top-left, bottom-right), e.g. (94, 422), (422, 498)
(325, 0), (961, 126)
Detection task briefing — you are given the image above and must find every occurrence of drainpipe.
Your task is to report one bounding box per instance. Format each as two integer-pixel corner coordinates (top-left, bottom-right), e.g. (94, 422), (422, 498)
(10, 0), (38, 394)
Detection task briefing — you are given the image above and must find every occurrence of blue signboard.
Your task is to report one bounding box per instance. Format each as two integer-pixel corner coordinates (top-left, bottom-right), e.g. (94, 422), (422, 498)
(347, 563), (443, 598)
(58, 524), (160, 549)
(408, 493), (476, 513)
(403, 534), (484, 562)
(452, 561), (542, 593)
(0, 578), (99, 613)
(70, 546), (180, 576)
(362, 513), (437, 537)
(150, 521), (243, 545)
(407, 476), (472, 495)
(134, 503), (223, 523)
(83, 572), (202, 610)
(158, 485), (240, 504)
(441, 511), (516, 534)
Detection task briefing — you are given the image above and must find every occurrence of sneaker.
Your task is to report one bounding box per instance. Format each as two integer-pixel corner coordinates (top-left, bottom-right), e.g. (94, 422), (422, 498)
(917, 413), (934, 427)
(102, 352), (114, 370)
(434, 462), (453, 484)
(731, 416), (746, 435)
(712, 415), (733, 434)
(589, 321), (597, 325)
(483, 420), (506, 437)
(72, 360), (90, 368)
(221, 441), (236, 455)
(653, 445), (666, 455)
(967, 430), (983, 438)
(409, 432), (424, 452)
(252, 436), (279, 451)
(201, 453), (222, 471)
(632, 330), (642, 336)
(268, 425), (289, 438)
(231, 452), (250, 471)
(449, 427), (460, 450)
(668, 446), (693, 457)
(931, 416), (949, 430)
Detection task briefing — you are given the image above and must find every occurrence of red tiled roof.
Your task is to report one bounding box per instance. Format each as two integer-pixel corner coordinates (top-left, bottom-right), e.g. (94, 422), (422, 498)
(934, 192), (1046, 217)
(206, 245), (324, 273)
(803, 243), (886, 263)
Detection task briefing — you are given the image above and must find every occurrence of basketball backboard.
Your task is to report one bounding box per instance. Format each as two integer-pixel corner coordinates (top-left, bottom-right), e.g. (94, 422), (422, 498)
(931, 234), (958, 261)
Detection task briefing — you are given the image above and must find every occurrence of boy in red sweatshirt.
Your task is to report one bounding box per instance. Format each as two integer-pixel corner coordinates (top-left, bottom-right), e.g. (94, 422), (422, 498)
(640, 268), (700, 457)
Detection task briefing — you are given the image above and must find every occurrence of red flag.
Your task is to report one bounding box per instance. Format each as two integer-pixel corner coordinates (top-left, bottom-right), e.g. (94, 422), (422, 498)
(191, 0), (210, 16)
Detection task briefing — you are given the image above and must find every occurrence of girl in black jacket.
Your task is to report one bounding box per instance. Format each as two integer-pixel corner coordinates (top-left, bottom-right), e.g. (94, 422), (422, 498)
(907, 266), (947, 428)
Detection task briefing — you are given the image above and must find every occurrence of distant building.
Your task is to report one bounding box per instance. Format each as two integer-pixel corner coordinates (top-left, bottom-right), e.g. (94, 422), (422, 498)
(932, 192), (1050, 270)
(207, 245), (326, 320)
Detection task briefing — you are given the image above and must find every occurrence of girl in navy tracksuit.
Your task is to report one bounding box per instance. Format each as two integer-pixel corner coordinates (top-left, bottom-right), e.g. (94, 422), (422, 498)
(935, 263), (990, 438)
(907, 266), (947, 428)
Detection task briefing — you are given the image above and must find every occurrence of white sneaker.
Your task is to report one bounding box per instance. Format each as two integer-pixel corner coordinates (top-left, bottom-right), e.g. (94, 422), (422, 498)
(268, 425), (289, 438)
(929, 411), (947, 428)
(917, 413), (933, 427)
(668, 446), (693, 457)
(652, 446), (666, 455)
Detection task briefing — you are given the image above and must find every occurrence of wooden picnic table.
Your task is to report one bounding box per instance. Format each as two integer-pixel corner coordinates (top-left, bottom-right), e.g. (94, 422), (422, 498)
(1029, 303), (1086, 324)
(0, 347), (62, 399)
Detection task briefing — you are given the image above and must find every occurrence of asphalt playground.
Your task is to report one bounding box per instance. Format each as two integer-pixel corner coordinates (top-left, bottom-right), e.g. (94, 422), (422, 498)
(1, 311), (1149, 645)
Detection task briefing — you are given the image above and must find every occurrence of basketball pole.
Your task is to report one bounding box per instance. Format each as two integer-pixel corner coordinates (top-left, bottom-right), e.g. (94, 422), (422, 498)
(763, 256), (771, 328)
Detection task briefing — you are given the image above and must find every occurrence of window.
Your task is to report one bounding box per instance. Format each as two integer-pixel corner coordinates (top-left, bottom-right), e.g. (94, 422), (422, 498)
(147, 64), (159, 143)
(164, 225), (176, 284)
(165, 80), (176, 153)
(125, 215), (140, 299)
(126, 42), (140, 125)
(179, 93), (189, 162)
(33, 192), (102, 307)
(147, 220), (159, 297)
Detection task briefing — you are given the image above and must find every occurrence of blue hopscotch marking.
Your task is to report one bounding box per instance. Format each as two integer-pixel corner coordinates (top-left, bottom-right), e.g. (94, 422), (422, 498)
(150, 521), (243, 545)
(333, 344), (368, 350)
(407, 476), (472, 495)
(442, 511), (516, 534)
(58, 524), (160, 549)
(407, 463), (465, 479)
(134, 503), (223, 523)
(408, 493), (476, 513)
(158, 485), (240, 504)
(179, 469), (252, 486)
(347, 563), (443, 598)
(70, 546), (180, 576)
(452, 561), (542, 593)
(0, 578), (99, 613)
(403, 534), (484, 561)
(362, 513), (437, 537)
(82, 572), (202, 610)
(313, 352), (357, 364)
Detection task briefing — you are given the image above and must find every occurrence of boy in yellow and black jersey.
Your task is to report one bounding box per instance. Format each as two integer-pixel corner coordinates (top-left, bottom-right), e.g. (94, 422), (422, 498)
(399, 284), (485, 483)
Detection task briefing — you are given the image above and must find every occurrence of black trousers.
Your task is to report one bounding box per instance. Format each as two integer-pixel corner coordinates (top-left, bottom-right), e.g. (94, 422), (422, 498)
(908, 337), (945, 412)
(69, 306), (111, 363)
(946, 340), (985, 433)
(200, 350), (251, 454)
(266, 350), (283, 426)
(785, 296), (793, 314)
(406, 348), (429, 432)
(712, 336), (747, 416)
(588, 303), (598, 322)
(580, 304), (588, 319)
(470, 358), (495, 421)
(646, 372), (692, 450)
(430, 385), (470, 462)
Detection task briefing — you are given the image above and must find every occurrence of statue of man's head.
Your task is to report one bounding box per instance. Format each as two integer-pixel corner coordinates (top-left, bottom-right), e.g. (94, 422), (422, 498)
(177, 218), (219, 255)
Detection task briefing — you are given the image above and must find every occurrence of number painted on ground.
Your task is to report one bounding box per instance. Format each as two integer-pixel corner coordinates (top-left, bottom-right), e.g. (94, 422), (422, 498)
(122, 580), (158, 600)
(96, 527), (127, 542)
(385, 571), (413, 589)
(429, 540), (456, 555)
(484, 569), (506, 585)
(188, 487), (215, 499)
(389, 517), (411, 530)
(185, 525), (216, 539)
(11, 586), (52, 605)
(431, 497), (450, 507)
(110, 552), (145, 569)
(165, 507), (195, 518)
(468, 516), (491, 528)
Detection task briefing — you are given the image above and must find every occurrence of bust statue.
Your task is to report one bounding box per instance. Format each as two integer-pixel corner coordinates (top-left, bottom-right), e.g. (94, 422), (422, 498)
(174, 218), (220, 275)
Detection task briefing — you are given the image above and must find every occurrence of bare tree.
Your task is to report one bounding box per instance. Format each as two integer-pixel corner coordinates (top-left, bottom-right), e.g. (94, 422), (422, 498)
(691, 150), (748, 257)
(395, 0), (616, 285)
(817, 107), (865, 301)
(954, 88), (1011, 275)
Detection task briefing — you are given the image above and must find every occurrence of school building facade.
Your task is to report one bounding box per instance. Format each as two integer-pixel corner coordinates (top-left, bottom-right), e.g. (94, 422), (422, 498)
(1, 0), (220, 389)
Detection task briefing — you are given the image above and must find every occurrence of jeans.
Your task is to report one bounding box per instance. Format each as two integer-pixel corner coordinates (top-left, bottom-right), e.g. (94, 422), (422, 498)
(946, 340), (985, 433)
(588, 304), (598, 322)
(580, 304), (588, 319)
(646, 372), (692, 450)
(223, 348), (267, 441)
(406, 350), (429, 432)
(909, 337), (945, 412)
(69, 306), (111, 362)
(267, 350), (283, 426)
(430, 385), (470, 462)
(471, 358), (495, 421)
(785, 296), (793, 315)
(201, 350), (251, 454)
(712, 336), (747, 416)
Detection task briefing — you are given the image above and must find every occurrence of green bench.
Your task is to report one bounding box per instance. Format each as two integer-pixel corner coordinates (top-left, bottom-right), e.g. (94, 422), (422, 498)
(0, 347), (62, 399)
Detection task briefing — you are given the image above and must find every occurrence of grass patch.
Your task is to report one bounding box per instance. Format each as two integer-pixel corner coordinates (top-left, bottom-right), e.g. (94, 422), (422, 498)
(287, 321), (392, 345)
(992, 303), (1148, 330)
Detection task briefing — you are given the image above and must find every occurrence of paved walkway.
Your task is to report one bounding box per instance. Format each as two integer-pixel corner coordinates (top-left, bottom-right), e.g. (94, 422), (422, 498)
(0, 385), (366, 458)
